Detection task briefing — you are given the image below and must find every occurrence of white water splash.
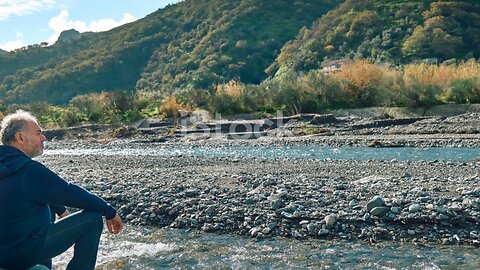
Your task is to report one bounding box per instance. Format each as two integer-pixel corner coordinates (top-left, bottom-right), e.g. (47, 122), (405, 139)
(52, 230), (173, 269)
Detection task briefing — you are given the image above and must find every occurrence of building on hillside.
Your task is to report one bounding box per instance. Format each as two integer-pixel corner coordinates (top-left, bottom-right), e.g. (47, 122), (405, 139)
(320, 59), (353, 74)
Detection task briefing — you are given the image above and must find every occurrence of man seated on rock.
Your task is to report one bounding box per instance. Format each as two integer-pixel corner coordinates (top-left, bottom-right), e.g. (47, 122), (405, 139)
(0, 110), (123, 270)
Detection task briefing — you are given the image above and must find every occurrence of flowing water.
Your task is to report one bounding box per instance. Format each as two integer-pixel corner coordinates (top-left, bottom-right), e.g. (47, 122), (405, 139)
(53, 226), (480, 270)
(44, 145), (479, 161)
(47, 145), (479, 269)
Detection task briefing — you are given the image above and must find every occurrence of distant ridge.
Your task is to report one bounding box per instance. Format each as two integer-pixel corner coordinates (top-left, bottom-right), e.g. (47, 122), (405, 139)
(0, 0), (340, 104)
(56, 29), (81, 44)
(0, 0), (478, 106)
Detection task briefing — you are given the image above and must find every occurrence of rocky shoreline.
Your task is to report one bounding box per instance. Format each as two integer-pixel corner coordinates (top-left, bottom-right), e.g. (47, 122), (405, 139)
(38, 111), (480, 246)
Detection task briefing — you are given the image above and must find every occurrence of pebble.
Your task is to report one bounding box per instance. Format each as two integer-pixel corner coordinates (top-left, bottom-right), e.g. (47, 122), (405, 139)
(367, 196), (385, 212)
(318, 229), (330, 236)
(324, 215), (336, 227)
(39, 129), (480, 247)
(409, 204), (421, 213)
(370, 207), (390, 217)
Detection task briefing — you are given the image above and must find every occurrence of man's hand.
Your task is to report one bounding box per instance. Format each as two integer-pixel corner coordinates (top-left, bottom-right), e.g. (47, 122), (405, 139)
(58, 209), (70, 219)
(106, 213), (123, 234)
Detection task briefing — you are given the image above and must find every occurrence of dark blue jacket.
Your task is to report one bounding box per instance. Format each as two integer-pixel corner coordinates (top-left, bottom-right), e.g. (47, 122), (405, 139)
(0, 145), (116, 269)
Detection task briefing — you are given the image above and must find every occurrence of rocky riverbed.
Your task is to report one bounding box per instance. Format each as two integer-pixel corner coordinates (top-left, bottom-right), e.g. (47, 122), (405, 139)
(37, 110), (480, 247)
(38, 146), (479, 247)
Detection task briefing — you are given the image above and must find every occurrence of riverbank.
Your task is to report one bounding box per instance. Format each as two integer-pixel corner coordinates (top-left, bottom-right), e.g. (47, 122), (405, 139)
(37, 106), (479, 247)
(43, 104), (480, 147)
(39, 139), (480, 247)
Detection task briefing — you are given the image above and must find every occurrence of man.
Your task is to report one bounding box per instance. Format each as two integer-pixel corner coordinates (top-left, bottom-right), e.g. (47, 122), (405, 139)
(0, 110), (123, 270)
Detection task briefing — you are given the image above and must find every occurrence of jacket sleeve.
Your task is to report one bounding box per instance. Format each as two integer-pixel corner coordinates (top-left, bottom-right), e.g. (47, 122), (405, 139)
(22, 162), (117, 219)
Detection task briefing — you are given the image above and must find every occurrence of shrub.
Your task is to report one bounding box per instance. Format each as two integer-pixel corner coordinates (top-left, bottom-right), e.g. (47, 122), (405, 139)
(160, 96), (191, 118)
(69, 92), (118, 123)
(398, 61), (480, 107)
(443, 78), (480, 104)
(240, 84), (269, 113)
(62, 107), (89, 126)
(209, 80), (246, 114)
(332, 60), (384, 107)
(266, 72), (302, 114)
(110, 91), (134, 114)
(301, 69), (347, 110)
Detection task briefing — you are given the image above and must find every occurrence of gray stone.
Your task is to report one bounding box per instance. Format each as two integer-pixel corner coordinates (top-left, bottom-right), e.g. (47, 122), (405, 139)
(367, 196), (385, 212)
(183, 188), (199, 197)
(324, 214), (336, 227)
(318, 229), (330, 236)
(291, 230), (303, 238)
(439, 214), (450, 220)
(408, 204), (421, 213)
(244, 197), (256, 205)
(281, 212), (294, 219)
(349, 199), (359, 207)
(269, 195), (283, 210)
(205, 205), (216, 215)
(202, 223), (214, 232)
(436, 207), (447, 214)
(249, 227), (260, 237)
(276, 189), (288, 197)
(370, 206), (390, 217)
(449, 203), (463, 212)
(266, 222), (278, 230)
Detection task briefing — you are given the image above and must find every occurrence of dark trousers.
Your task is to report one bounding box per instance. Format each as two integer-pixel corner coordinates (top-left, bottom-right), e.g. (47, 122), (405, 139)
(34, 210), (103, 270)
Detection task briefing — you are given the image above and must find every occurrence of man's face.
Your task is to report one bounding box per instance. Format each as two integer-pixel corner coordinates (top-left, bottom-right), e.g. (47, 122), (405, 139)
(19, 121), (46, 158)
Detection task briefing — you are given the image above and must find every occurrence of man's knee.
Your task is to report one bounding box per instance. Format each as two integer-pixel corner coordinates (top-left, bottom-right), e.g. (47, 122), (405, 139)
(81, 211), (104, 232)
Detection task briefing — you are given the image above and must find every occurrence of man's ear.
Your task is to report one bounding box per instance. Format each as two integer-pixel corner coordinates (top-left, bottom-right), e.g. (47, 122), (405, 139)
(14, 132), (24, 144)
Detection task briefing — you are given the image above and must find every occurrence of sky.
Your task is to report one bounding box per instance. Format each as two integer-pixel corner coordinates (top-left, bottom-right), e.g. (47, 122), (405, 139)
(0, 0), (182, 51)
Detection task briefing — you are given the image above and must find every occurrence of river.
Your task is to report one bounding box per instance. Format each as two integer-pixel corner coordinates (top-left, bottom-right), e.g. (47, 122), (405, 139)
(53, 226), (480, 270)
(46, 144), (479, 269)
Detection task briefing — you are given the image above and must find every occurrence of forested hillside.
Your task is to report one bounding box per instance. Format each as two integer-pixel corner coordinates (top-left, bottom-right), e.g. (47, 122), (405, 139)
(268, 0), (480, 75)
(0, 0), (479, 107)
(0, 0), (340, 105)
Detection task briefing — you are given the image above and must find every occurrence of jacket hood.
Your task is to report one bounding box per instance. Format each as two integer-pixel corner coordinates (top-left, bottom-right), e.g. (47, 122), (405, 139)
(0, 145), (32, 178)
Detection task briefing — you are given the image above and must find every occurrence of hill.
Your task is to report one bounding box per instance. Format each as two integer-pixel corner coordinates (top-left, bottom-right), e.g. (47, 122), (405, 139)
(268, 0), (480, 75)
(1, 0), (479, 107)
(0, 0), (341, 105)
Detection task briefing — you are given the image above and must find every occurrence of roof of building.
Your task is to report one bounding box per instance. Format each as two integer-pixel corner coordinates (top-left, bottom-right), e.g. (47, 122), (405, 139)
(320, 59), (353, 68)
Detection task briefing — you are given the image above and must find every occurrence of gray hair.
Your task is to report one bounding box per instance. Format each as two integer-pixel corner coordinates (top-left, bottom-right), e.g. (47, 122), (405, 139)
(0, 110), (38, 145)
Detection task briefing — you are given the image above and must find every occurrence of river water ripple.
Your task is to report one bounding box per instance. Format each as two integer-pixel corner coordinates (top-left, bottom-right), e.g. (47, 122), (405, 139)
(53, 226), (480, 270)
(44, 145), (479, 161)
(49, 145), (479, 269)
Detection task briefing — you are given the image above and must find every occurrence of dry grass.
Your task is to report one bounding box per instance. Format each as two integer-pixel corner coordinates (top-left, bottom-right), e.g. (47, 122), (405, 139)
(334, 59), (384, 91)
(160, 96), (191, 118)
(215, 80), (244, 99)
(403, 60), (480, 88)
(208, 60), (480, 114)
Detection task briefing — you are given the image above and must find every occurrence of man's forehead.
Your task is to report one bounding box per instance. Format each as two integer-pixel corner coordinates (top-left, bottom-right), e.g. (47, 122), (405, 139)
(26, 120), (42, 130)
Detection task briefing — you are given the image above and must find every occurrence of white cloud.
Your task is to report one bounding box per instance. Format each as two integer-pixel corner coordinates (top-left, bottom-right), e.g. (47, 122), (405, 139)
(0, 39), (25, 51)
(47, 9), (136, 45)
(0, 0), (55, 21)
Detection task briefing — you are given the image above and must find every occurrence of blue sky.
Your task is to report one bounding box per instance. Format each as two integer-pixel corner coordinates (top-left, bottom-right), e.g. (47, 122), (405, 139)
(0, 0), (182, 51)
